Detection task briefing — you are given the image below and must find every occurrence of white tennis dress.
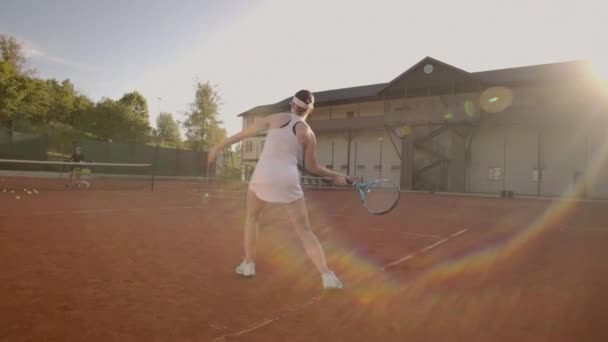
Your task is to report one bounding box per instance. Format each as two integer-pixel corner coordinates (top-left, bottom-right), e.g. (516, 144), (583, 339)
(249, 113), (304, 203)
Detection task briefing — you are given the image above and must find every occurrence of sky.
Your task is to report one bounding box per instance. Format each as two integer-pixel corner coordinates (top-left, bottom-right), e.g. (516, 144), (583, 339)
(1, 0), (607, 136)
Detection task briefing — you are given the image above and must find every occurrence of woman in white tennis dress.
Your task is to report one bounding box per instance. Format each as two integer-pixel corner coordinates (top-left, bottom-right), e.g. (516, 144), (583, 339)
(208, 90), (349, 289)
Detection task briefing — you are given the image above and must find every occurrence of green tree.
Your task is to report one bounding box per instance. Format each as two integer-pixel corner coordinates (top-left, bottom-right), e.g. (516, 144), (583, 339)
(78, 98), (148, 143)
(118, 91), (151, 143)
(16, 77), (52, 125)
(70, 94), (93, 127)
(155, 112), (181, 146)
(43, 79), (77, 124)
(119, 91), (149, 119)
(0, 34), (26, 73)
(183, 81), (226, 151)
(0, 34), (156, 146)
(0, 35), (27, 127)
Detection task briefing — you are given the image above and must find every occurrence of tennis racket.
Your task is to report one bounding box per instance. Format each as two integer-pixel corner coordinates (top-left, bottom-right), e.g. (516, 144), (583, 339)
(348, 178), (401, 215)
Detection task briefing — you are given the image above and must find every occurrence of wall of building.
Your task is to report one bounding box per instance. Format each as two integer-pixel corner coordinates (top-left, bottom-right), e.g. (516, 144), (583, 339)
(240, 85), (608, 199)
(466, 108), (608, 199)
(315, 130), (401, 185)
(587, 123), (608, 199)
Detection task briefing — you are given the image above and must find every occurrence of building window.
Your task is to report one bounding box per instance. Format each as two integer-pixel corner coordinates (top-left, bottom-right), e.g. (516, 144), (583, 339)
(373, 164), (382, 171)
(346, 111), (355, 119)
(326, 165), (334, 170)
(244, 141), (254, 153)
(357, 164), (366, 170)
(260, 140), (265, 152)
(391, 165), (401, 170)
(532, 168), (539, 182)
(488, 167), (502, 181)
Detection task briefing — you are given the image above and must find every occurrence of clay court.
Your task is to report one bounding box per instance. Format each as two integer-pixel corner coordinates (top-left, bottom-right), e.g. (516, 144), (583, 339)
(1, 180), (607, 342)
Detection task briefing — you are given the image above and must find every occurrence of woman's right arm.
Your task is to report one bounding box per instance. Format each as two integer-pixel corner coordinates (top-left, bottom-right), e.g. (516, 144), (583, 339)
(208, 116), (271, 164)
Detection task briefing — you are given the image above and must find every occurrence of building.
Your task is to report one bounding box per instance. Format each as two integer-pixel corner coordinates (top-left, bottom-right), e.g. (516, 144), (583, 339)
(237, 57), (608, 199)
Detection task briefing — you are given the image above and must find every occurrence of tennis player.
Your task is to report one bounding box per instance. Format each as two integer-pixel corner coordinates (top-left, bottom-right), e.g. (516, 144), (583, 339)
(208, 90), (349, 289)
(66, 146), (85, 188)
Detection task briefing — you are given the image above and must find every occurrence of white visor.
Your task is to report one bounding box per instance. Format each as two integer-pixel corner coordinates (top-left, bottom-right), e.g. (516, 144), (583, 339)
(292, 96), (313, 110)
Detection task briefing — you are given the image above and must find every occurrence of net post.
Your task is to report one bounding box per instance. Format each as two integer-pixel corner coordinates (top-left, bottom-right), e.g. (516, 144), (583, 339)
(150, 162), (156, 192)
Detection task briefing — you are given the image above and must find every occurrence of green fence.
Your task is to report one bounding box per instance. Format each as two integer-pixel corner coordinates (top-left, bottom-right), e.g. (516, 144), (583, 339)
(79, 140), (207, 176)
(0, 128), (48, 161)
(0, 129), (208, 177)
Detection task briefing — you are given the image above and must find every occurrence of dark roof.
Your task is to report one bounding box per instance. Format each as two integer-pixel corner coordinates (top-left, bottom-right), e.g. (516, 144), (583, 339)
(378, 56), (471, 94)
(237, 100), (290, 117)
(313, 83), (387, 104)
(237, 83), (386, 117)
(238, 58), (588, 117)
(472, 60), (590, 84)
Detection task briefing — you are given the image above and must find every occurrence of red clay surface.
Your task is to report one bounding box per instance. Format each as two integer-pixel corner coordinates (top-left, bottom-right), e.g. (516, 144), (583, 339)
(1, 182), (607, 341)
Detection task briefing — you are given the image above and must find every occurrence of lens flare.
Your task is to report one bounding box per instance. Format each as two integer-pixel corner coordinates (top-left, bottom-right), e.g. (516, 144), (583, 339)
(480, 87), (513, 113)
(464, 99), (477, 117)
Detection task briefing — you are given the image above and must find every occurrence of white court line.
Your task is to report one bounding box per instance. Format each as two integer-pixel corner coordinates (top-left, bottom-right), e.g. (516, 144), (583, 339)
(450, 229), (469, 238)
(368, 228), (440, 240)
(34, 208), (147, 215)
(419, 238), (449, 253)
(402, 232), (441, 239)
(27, 206), (204, 216)
(213, 228), (470, 342)
(562, 226), (607, 232)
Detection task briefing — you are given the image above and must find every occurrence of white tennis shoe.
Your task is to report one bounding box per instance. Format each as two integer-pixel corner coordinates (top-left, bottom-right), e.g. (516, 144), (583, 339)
(235, 261), (255, 277)
(322, 271), (343, 289)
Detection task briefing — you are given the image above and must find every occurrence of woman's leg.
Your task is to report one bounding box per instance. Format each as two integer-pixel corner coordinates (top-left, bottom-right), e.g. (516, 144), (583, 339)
(243, 190), (266, 263)
(284, 197), (331, 274)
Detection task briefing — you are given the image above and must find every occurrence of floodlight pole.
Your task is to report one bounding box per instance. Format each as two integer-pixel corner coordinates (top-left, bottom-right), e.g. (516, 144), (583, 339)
(378, 137), (384, 178)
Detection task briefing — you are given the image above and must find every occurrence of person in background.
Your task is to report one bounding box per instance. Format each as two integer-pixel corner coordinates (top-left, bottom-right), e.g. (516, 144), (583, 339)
(66, 146), (86, 188)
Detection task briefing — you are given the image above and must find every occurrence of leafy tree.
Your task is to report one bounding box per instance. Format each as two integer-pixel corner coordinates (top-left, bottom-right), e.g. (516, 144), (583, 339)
(0, 35), (27, 127)
(17, 77), (52, 125)
(0, 34), (26, 73)
(183, 81), (226, 151)
(78, 97), (149, 143)
(44, 79), (77, 124)
(118, 91), (151, 142)
(155, 112), (181, 145)
(119, 91), (149, 120)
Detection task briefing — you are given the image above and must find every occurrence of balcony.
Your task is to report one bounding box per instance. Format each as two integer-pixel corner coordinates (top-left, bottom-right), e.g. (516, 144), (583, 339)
(308, 115), (385, 132)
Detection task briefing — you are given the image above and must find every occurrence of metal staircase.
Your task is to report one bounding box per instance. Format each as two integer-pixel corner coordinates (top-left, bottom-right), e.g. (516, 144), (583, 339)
(413, 126), (450, 191)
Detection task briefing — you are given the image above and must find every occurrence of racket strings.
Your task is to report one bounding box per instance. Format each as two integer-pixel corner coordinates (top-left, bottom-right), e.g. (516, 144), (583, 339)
(361, 180), (400, 214)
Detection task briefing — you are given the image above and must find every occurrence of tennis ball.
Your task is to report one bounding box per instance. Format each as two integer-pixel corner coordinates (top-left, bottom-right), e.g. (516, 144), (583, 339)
(204, 192), (209, 197)
(27, 191), (32, 195)
(10, 190), (14, 193)
(15, 196), (20, 200)
(2, 189), (5, 192)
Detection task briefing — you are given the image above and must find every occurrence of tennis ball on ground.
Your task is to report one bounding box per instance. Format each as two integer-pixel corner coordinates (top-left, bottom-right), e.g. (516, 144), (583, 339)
(27, 191), (32, 195)
(15, 196), (20, 200)
(204, 192), (209, 197)
(10, 190), (14, 193)
(2, 189), (5, 192)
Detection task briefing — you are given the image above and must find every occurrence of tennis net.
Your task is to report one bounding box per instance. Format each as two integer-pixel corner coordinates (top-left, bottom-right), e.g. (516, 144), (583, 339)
(0, 159), (154, 192)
